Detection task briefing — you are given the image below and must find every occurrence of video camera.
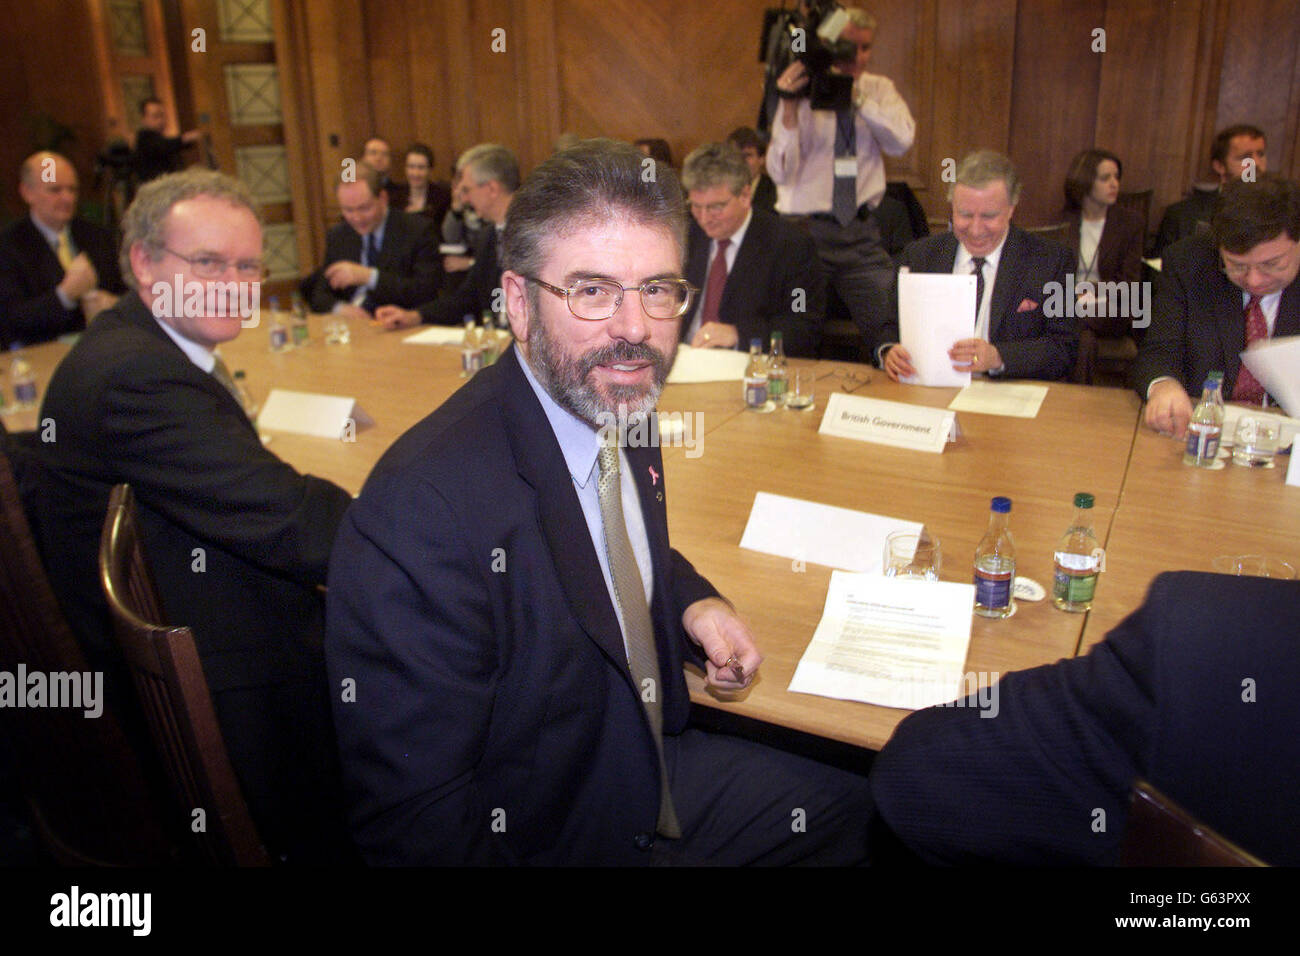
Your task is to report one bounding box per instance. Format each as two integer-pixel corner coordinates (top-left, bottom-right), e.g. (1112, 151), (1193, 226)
(757, 0), (857, 130)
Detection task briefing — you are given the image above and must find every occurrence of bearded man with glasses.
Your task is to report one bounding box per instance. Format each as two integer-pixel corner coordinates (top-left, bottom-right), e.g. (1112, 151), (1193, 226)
(1134, 175), (1300, 437)
(326, 138), (873, 866)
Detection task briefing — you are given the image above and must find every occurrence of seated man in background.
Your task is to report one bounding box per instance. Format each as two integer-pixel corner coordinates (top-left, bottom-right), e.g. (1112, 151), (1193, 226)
(327, 139), (872, 865)
(869, 570), (1300, 865)
(879, 150), (1076, 381)
(680, 142), (825, 357)
(300, 163), (443, 319)
(1132, 175), (1300, 436)
(0, 151), (126, 347)
(1153, 124), (1267, 257)
(375, 143), (518, 329)
(361, 135), (400, 199)
(134, 97), (205, 184)
(726, 126), (776, 213)
(31, 169), (354, 863)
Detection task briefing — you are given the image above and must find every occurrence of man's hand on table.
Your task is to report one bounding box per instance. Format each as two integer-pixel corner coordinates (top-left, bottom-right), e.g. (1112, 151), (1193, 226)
(682, 597), (761, 692)
(882, 343), (914, 382)
(949, 338), (1003, 374)
(690, 321), (739, 350)
(373, 305), (421, 331)
(324, 260), (375, 289)
(1144, 379), (1194, 439)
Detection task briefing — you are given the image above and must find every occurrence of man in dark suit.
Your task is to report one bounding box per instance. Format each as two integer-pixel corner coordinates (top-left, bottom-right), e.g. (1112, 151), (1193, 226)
(727, 127), (777, 213)
(375, 143), (518, 330)
(868, 570), (1300, 865)
(134, 97), (205, 184)
(31, 169), (354, 863)
(879, 150), (1077, 382)
(299, 163), (443, 318)
(0, 152), (126, 348)
(1133, 175), (1300, 436)
(680, 142), (825, 357)
(1153, 124), (1267, 257)
(326, 140), (872, 865)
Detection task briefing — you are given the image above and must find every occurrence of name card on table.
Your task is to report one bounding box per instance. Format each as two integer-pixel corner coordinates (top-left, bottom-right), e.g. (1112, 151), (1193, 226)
(666, 345), (751, 384)
(403, 326), (465, 346)
(818, 392), (955, 453)
(256, 389), (373, 439)
(1288, 450), (1300, 487)
(739, 491), (922, 573)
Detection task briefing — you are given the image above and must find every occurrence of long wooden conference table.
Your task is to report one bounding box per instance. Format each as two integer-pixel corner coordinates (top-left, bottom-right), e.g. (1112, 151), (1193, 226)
(10, 314), (1298, 752)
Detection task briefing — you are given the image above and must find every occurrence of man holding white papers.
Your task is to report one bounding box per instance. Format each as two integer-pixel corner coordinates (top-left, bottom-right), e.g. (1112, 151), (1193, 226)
(30, 170), (355, 863)
(1133, 176), (1300, 437)
(879, 151), (1076, 382)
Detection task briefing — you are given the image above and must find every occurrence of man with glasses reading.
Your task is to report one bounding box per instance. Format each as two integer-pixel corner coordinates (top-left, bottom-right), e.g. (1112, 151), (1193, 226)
(326, 139), (872, 865)
(33, 169), (356, 863)
(1133, 176), (1300, 437)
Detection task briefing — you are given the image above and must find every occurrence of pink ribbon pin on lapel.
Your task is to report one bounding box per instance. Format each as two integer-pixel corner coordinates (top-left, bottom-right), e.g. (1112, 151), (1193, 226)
(648, 466), (659, 486)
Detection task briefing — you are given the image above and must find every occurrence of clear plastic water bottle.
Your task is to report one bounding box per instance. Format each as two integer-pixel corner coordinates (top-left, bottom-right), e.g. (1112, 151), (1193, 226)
(1182, 372), (1224, 467)
(1052, 492), (1101, 612)
(268, 296), (289, 352)
(11, 350), (38, 410)
(743, 338), (770, 410)
(973, 496), (1015, 618)
(291, 292), (310, 347)
(460, 316), (483, 377)
(767, 330), (788, 406)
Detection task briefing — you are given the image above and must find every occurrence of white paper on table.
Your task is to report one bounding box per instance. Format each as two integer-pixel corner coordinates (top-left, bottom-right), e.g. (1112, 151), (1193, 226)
(1221, 404), (1300, 452)
(897, 269), (974, 387)
(738, 491), (921, 573)
(1240, 334), (1300, 417)
(665, 344), (751, 383)
(788, 571), (978, 709)
(256, 389), (373, 439)
(947, 380), (1049, 418)
(403, 326), (466, 346)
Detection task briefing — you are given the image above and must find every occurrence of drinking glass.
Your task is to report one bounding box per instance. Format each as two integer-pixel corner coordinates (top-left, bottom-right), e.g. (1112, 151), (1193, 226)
(1211, 554), (1297, 579)
(786, 367), (815, 410)
(1230, 415), (1279, 467)
(883, 531), (942, 580)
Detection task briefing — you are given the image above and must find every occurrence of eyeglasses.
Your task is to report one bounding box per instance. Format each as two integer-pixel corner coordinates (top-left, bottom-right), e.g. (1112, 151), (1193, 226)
(161, 247), (266, 280)
(526, 276), (698, 321)
(1221, 244), (1298, 278)
(689, 196), (739, 217)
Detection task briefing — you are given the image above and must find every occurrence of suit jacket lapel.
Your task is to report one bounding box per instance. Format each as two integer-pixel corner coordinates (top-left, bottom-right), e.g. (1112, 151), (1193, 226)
(1216, 280), (1246, 390)
(682, 225), (710, 342)
(988, 227), (1023, 341)
(1276, 277), (1300, 337)
(496, 348), (632, 673)
(19, 218), (62, 290)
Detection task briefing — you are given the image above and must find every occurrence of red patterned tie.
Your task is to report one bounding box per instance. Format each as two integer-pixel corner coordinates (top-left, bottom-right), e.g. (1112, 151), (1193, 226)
(701, 238), (730, 328)
(1234, 295), (1269, 405)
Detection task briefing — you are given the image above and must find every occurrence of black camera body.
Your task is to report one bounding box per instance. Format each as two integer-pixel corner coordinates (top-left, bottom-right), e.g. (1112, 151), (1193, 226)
(758, 0), (856, 127)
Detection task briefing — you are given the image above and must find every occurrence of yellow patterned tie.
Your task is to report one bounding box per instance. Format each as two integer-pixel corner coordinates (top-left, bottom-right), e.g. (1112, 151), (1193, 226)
(596, 442), (681, 839)
(55, 231), (74, 270)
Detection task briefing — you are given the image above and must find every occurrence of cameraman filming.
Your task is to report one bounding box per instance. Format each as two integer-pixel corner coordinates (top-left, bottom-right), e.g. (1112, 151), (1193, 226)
(767, 5), (913, 356)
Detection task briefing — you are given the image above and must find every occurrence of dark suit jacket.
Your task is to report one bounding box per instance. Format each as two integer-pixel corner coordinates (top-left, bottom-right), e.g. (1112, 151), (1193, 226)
(418, 224), (501, 325)
(300, 209), (443, 313)
(1153, 185), (1218, 257)
(870, 571), (1300, 865)
(1130, 233), (1300, 401)
(0, 216), (126, 348)
(1063, 205), (1145, 286)
(134, 128), (189, 183)
(389, 180), (452, 227)
(29, 293), (355, 859)
(882, 226), (1078, 381)
(751, 173), (777, 213)
(683, 210), (826, 357)
(325, 346), (720, 865)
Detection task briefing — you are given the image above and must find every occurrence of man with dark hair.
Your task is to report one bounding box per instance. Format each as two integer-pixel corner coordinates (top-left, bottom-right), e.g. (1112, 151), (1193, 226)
(726, 126), (776, 212)
(1153, 123), (1268, 256)
(0, 151), (126, 347)
(326, 139), (872, 865)
(300, 163), (443, 318)
(1133, 175), (1300, 436)
(134, 97), (204, 184)
(31, 169), (354, 862)
(375, 143), (519, 329)
(879, 150), (1077, 381)
(681, 142), (825, 357)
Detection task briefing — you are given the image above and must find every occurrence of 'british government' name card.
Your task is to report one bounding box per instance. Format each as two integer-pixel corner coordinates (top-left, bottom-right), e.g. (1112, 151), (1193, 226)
(818, 392), (955, 453)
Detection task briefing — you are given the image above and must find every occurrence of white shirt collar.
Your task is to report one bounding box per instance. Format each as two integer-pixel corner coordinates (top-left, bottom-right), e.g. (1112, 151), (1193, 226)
(152, 314), (216, 373)
(955, 228), (1009, 273)
(30, 212), (65, 248)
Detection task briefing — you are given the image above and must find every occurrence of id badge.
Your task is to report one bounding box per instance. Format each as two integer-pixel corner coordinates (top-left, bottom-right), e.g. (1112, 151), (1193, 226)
(834, 157), (857, 177)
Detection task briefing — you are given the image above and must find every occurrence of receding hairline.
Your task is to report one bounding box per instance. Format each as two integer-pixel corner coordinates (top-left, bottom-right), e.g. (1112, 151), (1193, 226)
(20, 151), (75, 187)
(526, 208), (684, 271)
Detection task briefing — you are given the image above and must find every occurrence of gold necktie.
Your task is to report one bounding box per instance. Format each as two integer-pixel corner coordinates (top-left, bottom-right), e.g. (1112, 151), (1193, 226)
(211, 356), (246, 411)
(56, 231), (74, 270)
(596, 442), (681, 839)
